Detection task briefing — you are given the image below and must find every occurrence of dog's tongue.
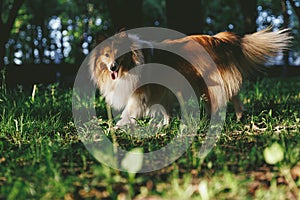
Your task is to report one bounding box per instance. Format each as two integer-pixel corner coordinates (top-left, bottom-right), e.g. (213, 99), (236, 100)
(110, 71), (118, 80)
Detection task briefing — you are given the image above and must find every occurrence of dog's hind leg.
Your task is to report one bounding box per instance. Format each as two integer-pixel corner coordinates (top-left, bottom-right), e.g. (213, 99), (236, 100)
(231, 94), (244, 121)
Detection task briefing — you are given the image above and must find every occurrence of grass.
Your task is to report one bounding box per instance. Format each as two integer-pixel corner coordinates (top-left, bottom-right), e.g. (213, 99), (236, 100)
(0, 76), (300, 200)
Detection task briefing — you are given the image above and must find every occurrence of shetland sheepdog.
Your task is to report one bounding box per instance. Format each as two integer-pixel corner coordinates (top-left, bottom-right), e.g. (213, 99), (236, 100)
(88, 28), (291, 126)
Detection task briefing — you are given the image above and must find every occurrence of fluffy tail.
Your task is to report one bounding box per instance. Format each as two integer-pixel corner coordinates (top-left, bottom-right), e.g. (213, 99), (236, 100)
(210, 27), (292, 102)
(241, 27), (292, 68)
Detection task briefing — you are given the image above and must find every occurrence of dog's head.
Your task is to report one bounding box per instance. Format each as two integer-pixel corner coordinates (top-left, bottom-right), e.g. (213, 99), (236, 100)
(90, 31), (145, 82)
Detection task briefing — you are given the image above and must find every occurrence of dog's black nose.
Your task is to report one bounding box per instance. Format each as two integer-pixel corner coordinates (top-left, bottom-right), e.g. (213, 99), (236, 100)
(110, 63), (118, 71)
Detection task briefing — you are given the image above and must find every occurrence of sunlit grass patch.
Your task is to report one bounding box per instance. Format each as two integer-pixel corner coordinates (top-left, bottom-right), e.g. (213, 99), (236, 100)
(0, 76), (299, 199)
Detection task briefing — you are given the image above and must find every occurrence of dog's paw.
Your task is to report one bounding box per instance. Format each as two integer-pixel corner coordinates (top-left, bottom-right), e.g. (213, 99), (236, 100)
(152, 121), (170, 129)
(116, 120), (129, 127)
(116, 118), (136, 127)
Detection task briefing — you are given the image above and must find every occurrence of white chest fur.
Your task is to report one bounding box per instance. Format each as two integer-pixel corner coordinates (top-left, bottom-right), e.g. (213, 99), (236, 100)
(100, 73), (140, 110)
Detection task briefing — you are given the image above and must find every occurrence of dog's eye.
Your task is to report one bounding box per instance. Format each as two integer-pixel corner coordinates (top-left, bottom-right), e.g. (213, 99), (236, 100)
(105, 53), (109, 58)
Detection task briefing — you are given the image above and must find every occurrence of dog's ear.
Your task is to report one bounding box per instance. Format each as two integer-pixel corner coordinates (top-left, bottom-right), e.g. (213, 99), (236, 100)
(118, 31), (128, 39)
(118, 28), (128, 39)
(92, 32), (107, 48)
(131, 47), (144, 65)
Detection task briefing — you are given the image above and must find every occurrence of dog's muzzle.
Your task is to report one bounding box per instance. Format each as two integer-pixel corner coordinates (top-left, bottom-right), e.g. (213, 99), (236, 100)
(109, 62), (119, 80)
(109, 62), (118, 72)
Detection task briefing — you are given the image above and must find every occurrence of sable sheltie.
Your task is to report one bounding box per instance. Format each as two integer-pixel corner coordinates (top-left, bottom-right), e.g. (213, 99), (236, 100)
(88, 28), (291, 126)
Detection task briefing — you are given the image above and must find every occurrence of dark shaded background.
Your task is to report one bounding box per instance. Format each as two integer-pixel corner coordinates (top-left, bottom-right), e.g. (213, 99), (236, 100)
(1, 0), (300, 87)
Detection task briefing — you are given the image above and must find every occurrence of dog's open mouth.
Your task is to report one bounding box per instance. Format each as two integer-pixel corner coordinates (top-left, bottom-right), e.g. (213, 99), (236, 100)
(110, 70), (118, 80)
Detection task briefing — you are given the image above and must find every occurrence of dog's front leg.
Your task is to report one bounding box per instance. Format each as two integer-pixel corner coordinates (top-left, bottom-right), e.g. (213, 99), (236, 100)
(231, 94), (244, 121)
(116, 95), (148, 127)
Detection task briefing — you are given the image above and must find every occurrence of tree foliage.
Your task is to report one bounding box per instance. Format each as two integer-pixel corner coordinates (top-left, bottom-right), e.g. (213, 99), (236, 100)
(1, 0), (299, 67)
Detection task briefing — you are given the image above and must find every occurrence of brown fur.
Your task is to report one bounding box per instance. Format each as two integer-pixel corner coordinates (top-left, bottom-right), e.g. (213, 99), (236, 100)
(89, 28), (291, 126)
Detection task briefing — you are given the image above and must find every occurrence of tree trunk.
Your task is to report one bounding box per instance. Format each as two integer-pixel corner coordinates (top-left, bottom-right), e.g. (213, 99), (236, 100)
(0, 37), (7, 68)
(166, 0), (204, 35)
(239, 0), (258, 34)
(107, 0), (143, 31)
(282, 0), (290, 74)
(0, 0), (24, 68)
(288, 0), (300, 19)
